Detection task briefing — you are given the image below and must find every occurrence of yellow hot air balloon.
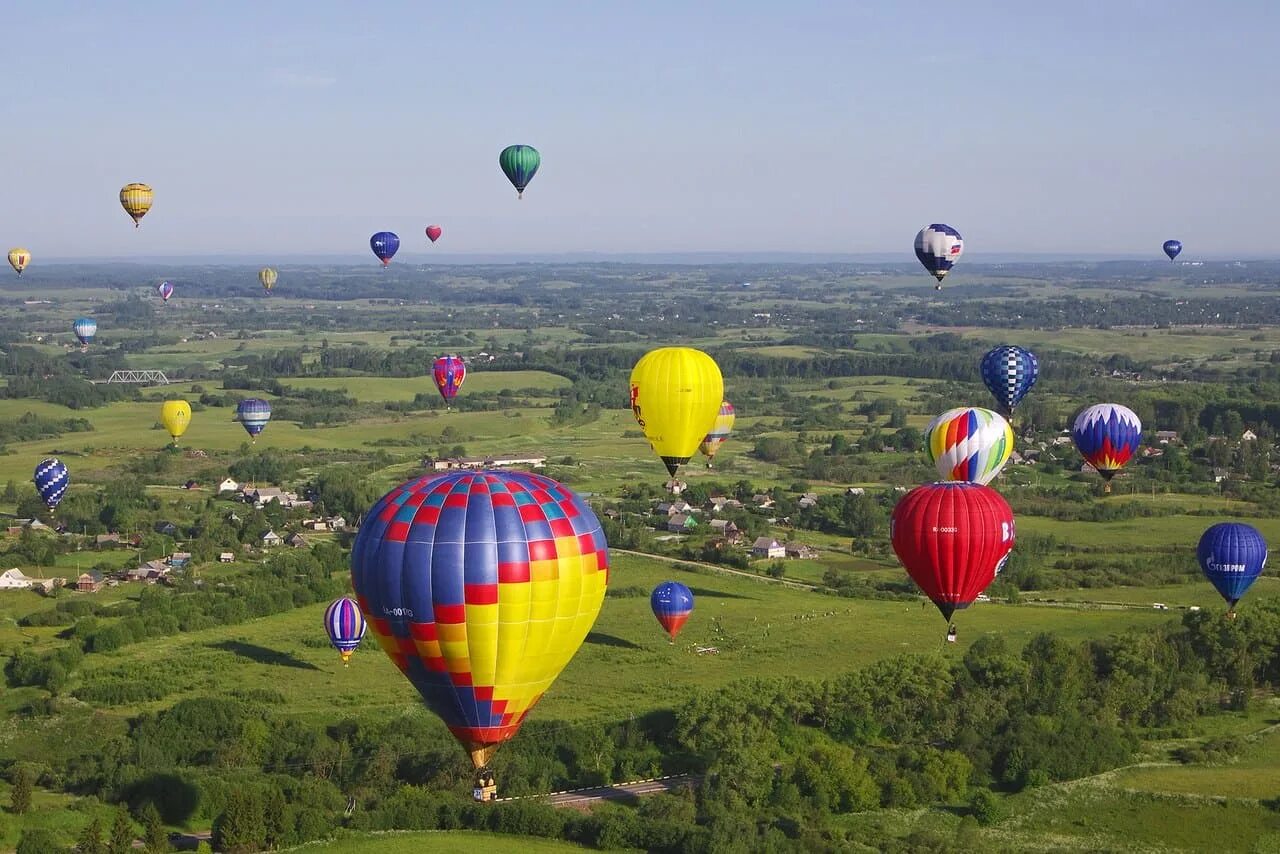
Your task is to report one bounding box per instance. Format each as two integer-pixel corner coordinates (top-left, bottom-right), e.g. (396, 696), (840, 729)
(161, 400), (192, 445)
(630, 347), (724, 476)
(259, 267), (278, 293)
(7, 248), (30, 276)
(119, 183), (153, 227)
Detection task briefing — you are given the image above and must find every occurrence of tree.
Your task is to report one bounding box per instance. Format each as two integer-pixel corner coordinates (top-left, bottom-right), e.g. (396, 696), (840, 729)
(9, 765), (33, 814)
(141, 802), (170, 853)
(969, 788), (1005, 826)
(213, 788), (265, 854)
(15, 829), (63, 854)
(108, 807), (136, 854)
(78, 816), (107, 854)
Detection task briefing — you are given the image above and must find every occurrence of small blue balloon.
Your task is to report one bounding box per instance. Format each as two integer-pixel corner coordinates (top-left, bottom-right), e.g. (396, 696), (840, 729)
(33, 458), (69, 510)
(370, 232), (400, 265)
(1163, 239), (1182, 261)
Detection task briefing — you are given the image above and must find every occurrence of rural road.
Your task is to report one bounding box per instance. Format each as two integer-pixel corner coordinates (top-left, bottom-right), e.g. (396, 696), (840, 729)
(611, 548), (820, 591)
(513, 774), (700, 809)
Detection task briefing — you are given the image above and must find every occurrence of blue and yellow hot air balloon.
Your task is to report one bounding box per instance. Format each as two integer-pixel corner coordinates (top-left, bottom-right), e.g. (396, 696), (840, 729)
(925, 407), (1013, 486)
(350, 470), (609, 791)
(698, 400), (735, 467)
(324, 597), (367, 665)
(1072, 403), (1142, 493)
(235, 398), (272, 442)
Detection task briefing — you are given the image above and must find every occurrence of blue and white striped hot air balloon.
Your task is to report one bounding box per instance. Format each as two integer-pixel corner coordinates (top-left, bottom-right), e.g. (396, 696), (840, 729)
(324, 597), (367, 665)
(33, 458), (69, 510)
(72, 318), (97, 347)
(980, 345), (1039, 415)
(914, 224), (964, 288)
(235, 398), (272, 441)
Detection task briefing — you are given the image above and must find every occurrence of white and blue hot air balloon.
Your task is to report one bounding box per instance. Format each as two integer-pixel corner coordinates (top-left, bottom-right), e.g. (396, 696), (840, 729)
(1197, 522), (1267, 617)
(72, 317), (98, 349)
(980, 345), (1039, 416)
(1163, 239), (1182, 261)
(33, 458), (69, 511)
(235, 398), (272, 442)
(914, 224), (964, 289)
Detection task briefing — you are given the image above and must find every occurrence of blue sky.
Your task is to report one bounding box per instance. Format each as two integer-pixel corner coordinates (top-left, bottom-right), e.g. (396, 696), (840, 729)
(3, 1), (1277, 259)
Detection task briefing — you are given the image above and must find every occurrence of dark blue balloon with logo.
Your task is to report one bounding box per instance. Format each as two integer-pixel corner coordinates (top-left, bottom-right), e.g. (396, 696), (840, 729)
(33, 458), (69, 510)
(1163, 239), (1182, 261)
(1197, 522), (1266, 609)
(370, 232), (400, 266)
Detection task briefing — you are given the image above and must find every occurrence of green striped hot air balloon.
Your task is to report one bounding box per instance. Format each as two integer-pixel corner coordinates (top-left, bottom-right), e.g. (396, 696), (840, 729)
(499, 145), (541, 198)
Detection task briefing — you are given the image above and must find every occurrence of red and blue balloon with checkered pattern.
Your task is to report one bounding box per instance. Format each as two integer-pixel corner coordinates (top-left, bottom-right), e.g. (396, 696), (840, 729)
(350, 469), (609, 769)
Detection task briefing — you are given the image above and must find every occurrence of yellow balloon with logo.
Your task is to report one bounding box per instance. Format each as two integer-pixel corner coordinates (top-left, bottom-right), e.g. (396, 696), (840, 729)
(119, 183), (153, 227)
(161, 400), (192, 445)
(8, 248), (30, 276)
(630, 347), (724, 476)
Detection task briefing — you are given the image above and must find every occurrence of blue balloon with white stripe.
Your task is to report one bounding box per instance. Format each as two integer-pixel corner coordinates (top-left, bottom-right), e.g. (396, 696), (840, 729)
(1197, 522), (1267, 613)
(235, 398), (272, 440)
(1162, 239), (1182, 261)
(72, 317), (97, 346)
(980, 345), (1039, 414)
(33, 458), (69, 510)
(914, 223), (964, 288)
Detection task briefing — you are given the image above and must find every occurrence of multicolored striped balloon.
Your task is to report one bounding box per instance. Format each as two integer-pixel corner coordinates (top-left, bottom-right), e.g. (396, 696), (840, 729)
(119, 182), (153, 227)
(351, 470), (609, 770)
(433, 355), (466, 405)
(924, 407), (1013, 486)
(698, 400), (735, 466)
(1072, 403), (1142, 492)
(324, 597), (367, 665)
(157, 281), (174, 302)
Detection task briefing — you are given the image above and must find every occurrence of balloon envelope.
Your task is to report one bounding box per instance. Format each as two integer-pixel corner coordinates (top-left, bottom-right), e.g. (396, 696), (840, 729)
(8, 248), (30, 276)
(259, 267), (278, 292)
(426, 225), (443, 243)
(1197, 523), (1267, 609)
(324, 597), (367, 663)
(235, 398), (272, 439)
(350, 470), (609, 769)
(924, 407), (1013, 486)
(980, 345), (1039, 414)
(1163, 239), (1182, 261)
(72, 318), (97, 346)
(157, 281), (174, 301)
(433, 355), (466, 403)
(914, 224), (964, 285)
(161, 400), (192, 442)
(630, 347), (725, 476)
(33, 458), (69, 510)
(1072, 404), (1142, 481)
(119, 183), (153, 227)
(499, 145), (541, 198)
(699, 401), (736, 463)
(370, 232), (399, 266)
(651, 581), (694, 640)
(891, 482), (1015, 621)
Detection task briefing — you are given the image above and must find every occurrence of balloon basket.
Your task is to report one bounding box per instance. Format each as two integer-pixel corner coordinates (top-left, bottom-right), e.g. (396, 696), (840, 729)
(473, 768), (498, 803)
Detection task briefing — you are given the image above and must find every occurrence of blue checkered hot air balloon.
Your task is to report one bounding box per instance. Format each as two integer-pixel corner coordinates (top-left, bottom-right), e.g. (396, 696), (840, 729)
(235, 398), (272, 441)
(324, 597), (367, 665)
(1197, 523), (1267, 616)
(33, 458), (69, 511)
(980, 346), (1039, 415)
(72, 318), (97, 348)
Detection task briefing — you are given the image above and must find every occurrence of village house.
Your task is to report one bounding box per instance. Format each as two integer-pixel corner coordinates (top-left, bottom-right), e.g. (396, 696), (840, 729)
(218, 477), (240, 493)
(154, 521), (178, 537)
(751, 537), (786, 559)
(708, 519), (742, 543)
(1213, 467), (1229, 484)
(845, 487), (866, 496)
(1242, 429), (1258, 442)
(219, 552), (235, 563)
(95, 533), (122, 547)
(76, 571), (105, 593)
(666, 513), (697, 533)
(797, 492), (820, 509)
(169, 552), (192, 570)
(261, 530), (283, 548)
(122, 560), (170, 584)
(249, 487), (285, 505)
(287, 533), (309, 548)
(7, 519), (50, 536)
(752, 494), (775, 510)
(431, 454), (548, 472)
(0, 568), (35, 589)
(1154, 431), (1179, 444)
(785, 543), (819, 560)
(664, 478), (687, 495)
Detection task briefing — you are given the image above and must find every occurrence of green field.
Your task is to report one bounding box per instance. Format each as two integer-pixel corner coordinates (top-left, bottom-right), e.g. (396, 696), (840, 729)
(284, 371), (571, 402)
(290, 830), (595, 852)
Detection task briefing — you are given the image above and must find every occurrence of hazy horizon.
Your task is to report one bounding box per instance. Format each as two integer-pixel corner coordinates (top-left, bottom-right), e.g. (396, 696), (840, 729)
(5, 2), (1277, 259)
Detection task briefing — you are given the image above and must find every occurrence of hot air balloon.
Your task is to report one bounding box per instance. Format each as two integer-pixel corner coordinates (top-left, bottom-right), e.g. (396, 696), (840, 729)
(370, 232), (399, 266)
(33, 458), (69, 511)
(324, 597), (367, 665)
(698, 401), (735, 467)
(914, 224), (964, 288)
(72, 318), (97, 349)
(259, 267), (278, 293)
(1163, 239), (1182, 261)
(8, 248), (30, 276)
(651, 581), (694, 642)
(157, 281), (174, 302)
(1072, 404), (1142, 493)
(630, 347), (725, 476)
(499, 145), (541, 199)
(235, 398), (272, 441)
(980, 345), (1039, 416)
(891, 482), (1015, 628)
(1197, 523), (1267, 618)
(350, 470), (608, 799)
(161, 400), (192, 445)
(119, 183), (153, 227)
(432, 355), (466, 407)
(924, 407), (1013, 486)
(426, 225), (443, 243)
